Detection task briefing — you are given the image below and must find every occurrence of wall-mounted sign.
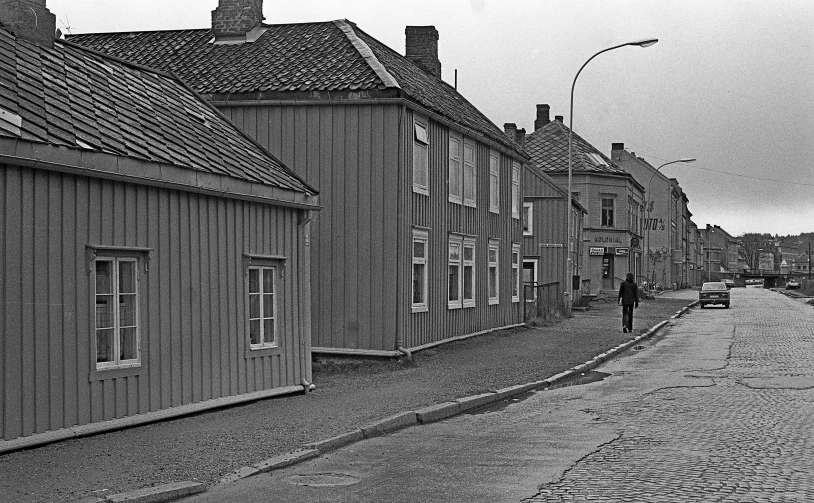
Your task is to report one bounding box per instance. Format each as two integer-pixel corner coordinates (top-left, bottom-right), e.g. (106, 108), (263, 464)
(616, 247), (630, 256)
(593, 236), (623, 244)
(538, 243), (564, 248)
(630, 237), (640, 248)
(589, 247), (605, 256)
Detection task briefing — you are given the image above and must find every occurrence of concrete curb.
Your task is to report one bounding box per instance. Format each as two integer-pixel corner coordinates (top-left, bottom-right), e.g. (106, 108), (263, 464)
(88, 300), (696, 502)
(78, 481), (206, 503)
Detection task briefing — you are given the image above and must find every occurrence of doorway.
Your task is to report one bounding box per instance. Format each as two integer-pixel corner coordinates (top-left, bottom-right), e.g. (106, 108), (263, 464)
(602, 254), (614, 290)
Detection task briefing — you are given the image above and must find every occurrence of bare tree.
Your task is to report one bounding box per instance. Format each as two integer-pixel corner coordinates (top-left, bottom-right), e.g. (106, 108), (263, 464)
(739, 233), (773, 270)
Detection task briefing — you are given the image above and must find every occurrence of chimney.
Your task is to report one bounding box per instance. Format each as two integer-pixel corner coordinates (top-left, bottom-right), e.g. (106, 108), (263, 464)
(612, 142), (624, 151)
(554, 115), (564, 123)
(503, 123), (517, 141)
(534, 104), (550, 130)
(212, 0), (264, 40)
(0, 0), (56, 48)
(515, 128), (526, 148)
(405, 26), (441, 79)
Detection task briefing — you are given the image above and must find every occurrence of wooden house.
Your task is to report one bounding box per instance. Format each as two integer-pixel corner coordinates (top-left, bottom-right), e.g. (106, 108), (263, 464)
(0, 2), (319, 446)
(71, 1), (531, 357)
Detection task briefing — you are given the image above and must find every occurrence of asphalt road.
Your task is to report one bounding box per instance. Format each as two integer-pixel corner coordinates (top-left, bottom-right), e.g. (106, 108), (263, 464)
(188, 288), (814, 502)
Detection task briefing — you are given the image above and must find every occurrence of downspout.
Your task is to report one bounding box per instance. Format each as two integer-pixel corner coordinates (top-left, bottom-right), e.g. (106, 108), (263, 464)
(394, 102), (413, 363)
(298, 210), (316, 391)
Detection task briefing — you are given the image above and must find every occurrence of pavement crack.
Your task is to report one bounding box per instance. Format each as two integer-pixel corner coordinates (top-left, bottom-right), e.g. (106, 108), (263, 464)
(533, 432), (625, 492)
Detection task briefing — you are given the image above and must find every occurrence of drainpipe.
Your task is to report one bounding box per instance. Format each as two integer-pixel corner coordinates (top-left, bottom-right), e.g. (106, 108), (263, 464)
(298, 210), (315, 390)
(394, 102), (413, 364)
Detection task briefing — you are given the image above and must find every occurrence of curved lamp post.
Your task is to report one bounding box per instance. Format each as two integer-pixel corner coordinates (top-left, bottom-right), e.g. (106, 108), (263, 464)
(644, 158), (695, 287)
(565, 38), (658, 314)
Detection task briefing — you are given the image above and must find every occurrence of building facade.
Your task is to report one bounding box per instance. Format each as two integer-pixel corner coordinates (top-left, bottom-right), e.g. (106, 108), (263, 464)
(610, 144), (694, 290)
(524, 107), (644, 296)
(0, 12), (319, 444)
(72, 2), (530, 357)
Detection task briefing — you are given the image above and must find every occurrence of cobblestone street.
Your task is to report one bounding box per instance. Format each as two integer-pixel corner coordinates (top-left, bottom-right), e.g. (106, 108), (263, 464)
(524, 288), (814, 502)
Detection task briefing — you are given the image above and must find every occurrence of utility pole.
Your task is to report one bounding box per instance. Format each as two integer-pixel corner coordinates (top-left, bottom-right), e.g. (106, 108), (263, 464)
(809, 242), (812, 280)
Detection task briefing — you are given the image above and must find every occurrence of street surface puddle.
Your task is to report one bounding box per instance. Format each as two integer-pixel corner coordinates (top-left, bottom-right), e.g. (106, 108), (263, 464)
(283, 473), (360, 487)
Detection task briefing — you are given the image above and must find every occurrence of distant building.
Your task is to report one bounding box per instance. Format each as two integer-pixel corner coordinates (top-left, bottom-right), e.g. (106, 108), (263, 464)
(0, 3), (319, 445)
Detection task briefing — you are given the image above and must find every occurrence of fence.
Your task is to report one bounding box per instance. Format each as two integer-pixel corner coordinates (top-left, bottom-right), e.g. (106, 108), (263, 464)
(523, 281), (562, 322)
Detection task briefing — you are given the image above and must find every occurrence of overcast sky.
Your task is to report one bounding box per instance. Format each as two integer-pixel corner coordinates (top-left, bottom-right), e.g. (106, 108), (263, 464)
(48, 0), (814, 237)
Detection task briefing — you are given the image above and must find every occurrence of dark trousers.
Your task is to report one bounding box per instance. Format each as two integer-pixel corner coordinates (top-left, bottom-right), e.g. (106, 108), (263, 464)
(621, 304), (634, 331)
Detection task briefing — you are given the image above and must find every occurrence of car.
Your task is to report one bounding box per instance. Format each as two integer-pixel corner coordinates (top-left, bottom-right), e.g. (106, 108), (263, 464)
(786, 279), (801, 290)
(721, 278), (735, 289)
(699, 281), (730, 308)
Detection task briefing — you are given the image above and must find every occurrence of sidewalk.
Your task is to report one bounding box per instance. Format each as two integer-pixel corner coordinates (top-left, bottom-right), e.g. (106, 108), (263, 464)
(0, 292), (695, 503)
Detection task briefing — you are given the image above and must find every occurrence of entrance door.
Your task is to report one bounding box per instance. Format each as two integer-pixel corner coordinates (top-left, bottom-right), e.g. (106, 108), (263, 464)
(522, 260), (537, 301)
(602, 254), (614, 291)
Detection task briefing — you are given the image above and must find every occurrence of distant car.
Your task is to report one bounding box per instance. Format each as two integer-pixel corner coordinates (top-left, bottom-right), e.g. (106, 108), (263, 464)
(786, 279), (801, 290)
(721, 278), (735, 289)
(699, 282), (730, 308)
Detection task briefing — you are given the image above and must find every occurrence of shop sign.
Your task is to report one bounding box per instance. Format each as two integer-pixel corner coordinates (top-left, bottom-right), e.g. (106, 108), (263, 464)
(616, 247), (630, 256)
(538, 243), (564, 248)
(589, 247), (605, 256)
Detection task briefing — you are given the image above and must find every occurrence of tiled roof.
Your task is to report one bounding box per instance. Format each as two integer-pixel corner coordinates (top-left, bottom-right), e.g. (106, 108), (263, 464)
(524, 120), (628, 175)
(0, 28), (315, 194)
(68, 20), (525, 158)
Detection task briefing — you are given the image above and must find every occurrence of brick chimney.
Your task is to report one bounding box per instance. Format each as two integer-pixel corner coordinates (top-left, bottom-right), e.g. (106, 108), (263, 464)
(212, 0), (264, 40)
(534, 104), (550, 130)
(554, 115), (564, 123)
(405, 26), (441, 79)
(503, 123), (517, 141)
(0, 0), (56, 48)
(515, 128), (526, 148)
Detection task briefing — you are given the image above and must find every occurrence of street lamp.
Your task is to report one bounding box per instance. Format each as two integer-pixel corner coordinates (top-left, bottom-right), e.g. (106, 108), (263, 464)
(564, 38), (658, 314)
(644, 158), (695, 286)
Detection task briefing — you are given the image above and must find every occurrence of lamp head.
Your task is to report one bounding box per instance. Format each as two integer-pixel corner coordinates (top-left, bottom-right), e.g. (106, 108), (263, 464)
(631, 38), (659, 48)
(679, 158), (696, 163)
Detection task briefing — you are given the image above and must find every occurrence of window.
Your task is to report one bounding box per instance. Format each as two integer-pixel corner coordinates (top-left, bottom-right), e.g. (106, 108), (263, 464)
(94, 257), (140, 369)
(463, 141), (476, 207)
(523, 260), (537, 302)
(601, 197), (615, 228)
(511, 162), (520, 219)
(448, 238), (461, 308)
(462, 237), (475, 307)
(449, 135), (462, 204)
(248, 266), (278, 349)
(489, 151), (499, 213)
(412, 229), (429, 312)
(512, 244), (521, 302)
(523, 202), (533, 235)
(488, 240), (499, 304)
(413, 121), (429, 195)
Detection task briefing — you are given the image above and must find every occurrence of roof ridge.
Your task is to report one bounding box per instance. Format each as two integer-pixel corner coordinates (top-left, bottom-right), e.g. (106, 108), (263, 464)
(333, 19), (399, 89)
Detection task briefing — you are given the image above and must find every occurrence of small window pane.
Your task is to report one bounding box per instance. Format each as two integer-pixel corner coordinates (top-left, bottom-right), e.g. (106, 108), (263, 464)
(249, 319), (261, 345)
(263, 269), (274, 294)
(119, 294), (136, 327)
(489, 268), (497, 297)
(95, 295), (114, 329)
(249, 269), (260, 294)
(414, 123), (428, 144)
(414, 240), (425, 259)
(263, 319), (275, 344)
(463, 246), (474, 261)
(249, 293), (261, 319)
(120, 327), (138, 360)
(489, 249), (497, 263)
(464, 265), (473, 299)
(449, 265), (460, 301)
(96, 261), (112, 294)
(119, 261), (136, 294)
(263, 293), (274, 319)
(449, 243), (461, 261)
(96, 328), (114, 363)
(413, 264), (425, 304)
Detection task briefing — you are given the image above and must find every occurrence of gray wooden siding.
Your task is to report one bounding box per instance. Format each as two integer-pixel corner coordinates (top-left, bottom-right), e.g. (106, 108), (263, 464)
(406, 110), (524, 349)
(0, 165), (310, 441)
(221, 104), (401, 352)
(523, 169), (568, 288)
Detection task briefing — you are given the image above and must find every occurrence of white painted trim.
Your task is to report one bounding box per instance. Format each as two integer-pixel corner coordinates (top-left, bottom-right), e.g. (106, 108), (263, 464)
(333, 20), (400, 89)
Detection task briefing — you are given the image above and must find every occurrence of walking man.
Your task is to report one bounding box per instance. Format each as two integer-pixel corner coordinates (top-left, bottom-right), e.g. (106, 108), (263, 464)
(618, 272), (639, 333)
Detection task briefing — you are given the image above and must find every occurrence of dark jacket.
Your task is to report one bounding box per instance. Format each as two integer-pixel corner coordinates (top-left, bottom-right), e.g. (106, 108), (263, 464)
(618, 279), (639, 306)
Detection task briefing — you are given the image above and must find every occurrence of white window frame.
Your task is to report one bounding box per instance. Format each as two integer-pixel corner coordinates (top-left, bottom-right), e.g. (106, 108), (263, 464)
(511, 161), (520, 219)
(488, 239), (500, 305)
(247, 266), (279, 349)
(512, 244), (521, 302)
(462, 236), (476, 308)
(94, 256), (141, 370)
(412, 228), (429, 313)
(448, 134), (462, 204)
(463, 140), (476, 207)
(601, 196), (615, 228)
(413, 120), (429, 195)
(523, 202), (533, 236)
(489, 150), (499, 213)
